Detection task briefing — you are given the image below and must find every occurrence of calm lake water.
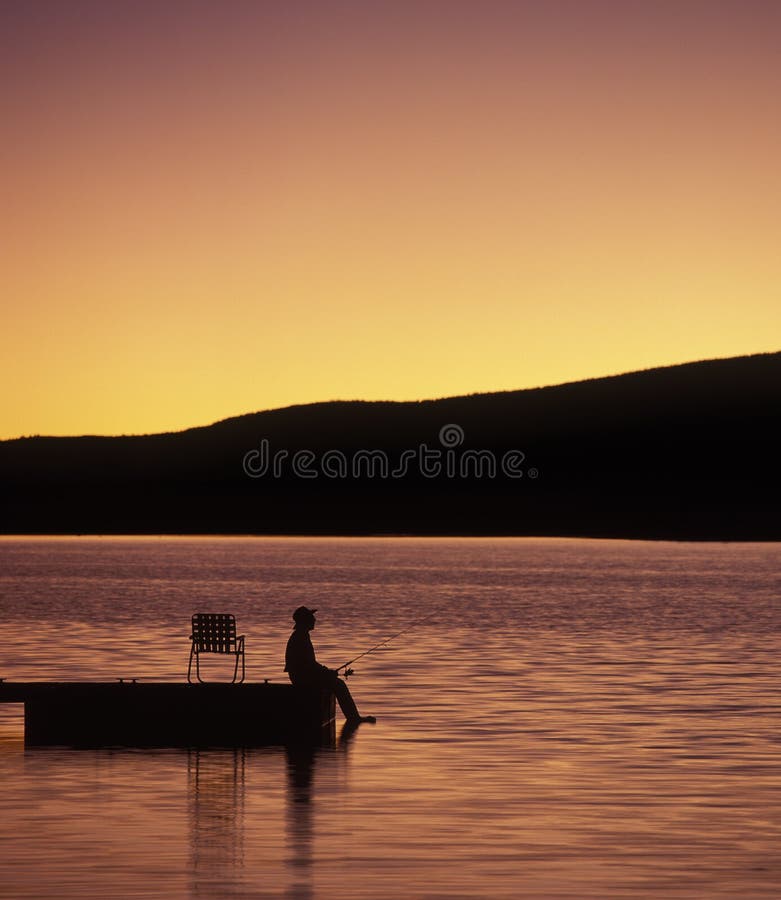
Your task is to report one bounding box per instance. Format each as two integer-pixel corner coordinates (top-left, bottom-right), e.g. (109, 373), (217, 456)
(0, 536), (779, 899)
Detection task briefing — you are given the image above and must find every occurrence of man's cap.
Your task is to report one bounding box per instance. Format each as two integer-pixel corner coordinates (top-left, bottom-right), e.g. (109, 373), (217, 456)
(293, 605), (317, 622)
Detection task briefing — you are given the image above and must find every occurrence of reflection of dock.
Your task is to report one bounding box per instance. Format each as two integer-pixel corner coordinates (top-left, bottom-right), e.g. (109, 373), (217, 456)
(0, 682), (335, 747)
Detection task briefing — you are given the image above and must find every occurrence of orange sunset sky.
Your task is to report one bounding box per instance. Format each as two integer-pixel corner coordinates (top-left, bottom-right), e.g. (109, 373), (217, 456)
(1, 1), (780, 439)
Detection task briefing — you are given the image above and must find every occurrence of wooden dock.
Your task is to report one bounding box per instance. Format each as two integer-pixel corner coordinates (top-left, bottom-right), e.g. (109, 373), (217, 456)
(0, 681), (335, 748)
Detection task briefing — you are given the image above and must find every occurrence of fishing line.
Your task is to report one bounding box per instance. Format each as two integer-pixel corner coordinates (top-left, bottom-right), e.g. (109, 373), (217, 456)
(336, 604), (447, 674)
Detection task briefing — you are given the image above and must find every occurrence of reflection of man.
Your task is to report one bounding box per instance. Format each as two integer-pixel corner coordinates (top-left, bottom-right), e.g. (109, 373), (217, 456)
(284, 606), (375, 724)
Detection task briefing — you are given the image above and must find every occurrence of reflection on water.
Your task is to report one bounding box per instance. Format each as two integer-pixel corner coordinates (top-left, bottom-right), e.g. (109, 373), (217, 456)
(0, 537), (780, 898)
(186, 725), (356, 900)
(284, 724), (359, 900)
(188, 750), (246, 895)
(286, 743), (316, 900)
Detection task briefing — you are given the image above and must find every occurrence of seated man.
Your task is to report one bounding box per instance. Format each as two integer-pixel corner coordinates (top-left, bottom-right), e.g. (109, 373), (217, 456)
(285, 606), (375, 724)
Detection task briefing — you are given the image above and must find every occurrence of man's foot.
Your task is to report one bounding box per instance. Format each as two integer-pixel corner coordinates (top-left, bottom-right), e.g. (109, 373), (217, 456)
(346, 715), (376, 725)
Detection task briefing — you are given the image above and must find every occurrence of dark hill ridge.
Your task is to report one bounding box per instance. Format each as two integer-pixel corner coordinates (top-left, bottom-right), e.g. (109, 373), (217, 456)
(2, 352), (779, 539)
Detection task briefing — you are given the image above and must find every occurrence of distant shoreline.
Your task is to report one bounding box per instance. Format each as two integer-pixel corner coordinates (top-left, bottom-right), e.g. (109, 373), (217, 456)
(2, 352), (779, 541)
(1, 532), (778, 544)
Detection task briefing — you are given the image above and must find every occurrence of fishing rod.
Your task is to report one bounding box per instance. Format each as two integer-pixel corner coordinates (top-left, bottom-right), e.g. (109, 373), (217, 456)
(336, 604), (447, 675)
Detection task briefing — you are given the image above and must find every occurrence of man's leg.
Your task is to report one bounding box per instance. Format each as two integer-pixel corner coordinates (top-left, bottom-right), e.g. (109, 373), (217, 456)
(332, 676), (361, 721)
(320, 667), (375, 723)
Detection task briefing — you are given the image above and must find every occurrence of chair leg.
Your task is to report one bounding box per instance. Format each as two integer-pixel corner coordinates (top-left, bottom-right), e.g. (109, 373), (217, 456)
(236, 637), (245, 684)
(190, 644), (244, 684)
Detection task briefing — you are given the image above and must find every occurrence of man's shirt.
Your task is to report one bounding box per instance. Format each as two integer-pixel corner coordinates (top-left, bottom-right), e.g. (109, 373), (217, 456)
(285, 627), (318, 679)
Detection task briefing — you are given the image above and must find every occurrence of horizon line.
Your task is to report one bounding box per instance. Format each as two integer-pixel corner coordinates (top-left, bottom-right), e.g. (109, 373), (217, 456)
(4, 349), (779, 443)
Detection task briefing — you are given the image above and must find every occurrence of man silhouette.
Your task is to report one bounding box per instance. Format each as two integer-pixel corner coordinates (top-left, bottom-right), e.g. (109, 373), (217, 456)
(285, 606), (375, 724)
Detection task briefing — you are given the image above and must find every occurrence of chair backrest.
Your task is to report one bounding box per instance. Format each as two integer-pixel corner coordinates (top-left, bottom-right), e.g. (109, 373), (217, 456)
(191, 614), (238, 653)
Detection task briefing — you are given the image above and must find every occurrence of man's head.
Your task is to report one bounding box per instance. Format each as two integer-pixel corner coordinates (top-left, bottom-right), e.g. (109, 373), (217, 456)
(292, 606), (317, 629)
